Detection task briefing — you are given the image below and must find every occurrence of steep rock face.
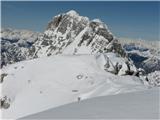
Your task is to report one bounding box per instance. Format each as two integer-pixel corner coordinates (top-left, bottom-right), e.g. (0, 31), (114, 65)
(33, 10), (126, 57)
(1, 28), (40, 67)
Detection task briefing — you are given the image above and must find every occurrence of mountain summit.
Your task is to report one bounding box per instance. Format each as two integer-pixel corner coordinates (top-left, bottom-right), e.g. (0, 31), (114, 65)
(32, 10), (125, 57)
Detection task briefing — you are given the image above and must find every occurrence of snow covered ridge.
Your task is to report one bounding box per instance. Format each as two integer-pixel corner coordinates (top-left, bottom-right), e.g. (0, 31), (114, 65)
(1, 54), (147, 119)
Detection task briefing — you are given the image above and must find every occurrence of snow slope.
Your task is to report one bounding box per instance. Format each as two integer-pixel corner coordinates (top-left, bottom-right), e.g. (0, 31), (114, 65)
(1, 54), (147, 119)
(22, 88), (160, 119)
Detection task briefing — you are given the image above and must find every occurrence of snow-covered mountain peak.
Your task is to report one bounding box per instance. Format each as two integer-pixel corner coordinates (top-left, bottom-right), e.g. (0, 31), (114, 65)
(92, 19), (102, 23)
(46, 10), (89, 31)
(66, 10), (79, 16)
(1, 10), (139, 76)
(28, 10), (141, 76)
(65, 10), (90, 21)
(1, 10), (139, 75)
(34, 10), (123, 57)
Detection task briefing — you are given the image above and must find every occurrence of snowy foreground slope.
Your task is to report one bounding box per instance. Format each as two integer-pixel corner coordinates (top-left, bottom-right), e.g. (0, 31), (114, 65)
(22, 88), (160, 119)
(1, 54), (148, 119)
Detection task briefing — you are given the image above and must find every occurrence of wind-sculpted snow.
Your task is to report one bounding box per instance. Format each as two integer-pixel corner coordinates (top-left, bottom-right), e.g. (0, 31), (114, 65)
(1, 54), (147, 119)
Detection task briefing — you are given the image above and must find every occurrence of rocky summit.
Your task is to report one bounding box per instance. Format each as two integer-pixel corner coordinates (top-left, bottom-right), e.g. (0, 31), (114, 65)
(33, 10), (126, 57)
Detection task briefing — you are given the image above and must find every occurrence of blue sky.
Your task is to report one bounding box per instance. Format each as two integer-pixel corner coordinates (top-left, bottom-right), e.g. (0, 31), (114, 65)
(1, 1), (159, 41)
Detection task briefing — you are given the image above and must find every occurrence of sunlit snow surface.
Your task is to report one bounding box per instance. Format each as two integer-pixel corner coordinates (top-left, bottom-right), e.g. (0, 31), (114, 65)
(1, 54), (149, 119)
(22, 88), (160, 119)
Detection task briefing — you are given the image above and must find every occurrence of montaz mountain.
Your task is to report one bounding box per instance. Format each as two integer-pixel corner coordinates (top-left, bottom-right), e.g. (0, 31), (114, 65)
(1, 10), (139, 76)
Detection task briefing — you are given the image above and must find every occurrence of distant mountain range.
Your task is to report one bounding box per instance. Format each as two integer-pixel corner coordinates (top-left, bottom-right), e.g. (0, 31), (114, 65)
(119, 38), (160, 74)
(1, 28), (40, 66)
